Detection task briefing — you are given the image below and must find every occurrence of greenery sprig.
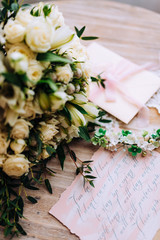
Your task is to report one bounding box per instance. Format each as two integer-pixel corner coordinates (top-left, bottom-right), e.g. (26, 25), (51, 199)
(74, 26), (99, 41)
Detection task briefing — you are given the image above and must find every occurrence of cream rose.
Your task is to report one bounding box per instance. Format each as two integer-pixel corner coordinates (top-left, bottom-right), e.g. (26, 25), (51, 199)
(11, 119), (32, 139)
(38, 121), (59, 142)
(7, 43), (36, 59)
(56, 64), (73, 84)
(10, 139), (26, 154)
(16, 8), (34, 27)
(4, 19), (25, 44)
(0, 155), (7, 168)
(21, 101), (36, 119)
(27, 60), (43, 84)
(25, 17), (53, 53)
(3, 154), (29, 177)
(0, 133), (9, 154)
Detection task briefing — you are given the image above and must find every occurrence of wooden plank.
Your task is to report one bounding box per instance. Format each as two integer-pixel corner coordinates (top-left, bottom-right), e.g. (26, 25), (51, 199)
(0, 1), (160, 239)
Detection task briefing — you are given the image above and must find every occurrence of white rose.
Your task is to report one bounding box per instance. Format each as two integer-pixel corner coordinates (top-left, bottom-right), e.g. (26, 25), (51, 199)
(38, 121), (59, 142)
(48, 5), (64, 28)
(25, 17), (53, 53)
(4, 19), (25, 44)
(0, 133), (10, 154)
(7, 42), (36, 59)
(11, 119), (32, 139)
(10, 139), (26, 154)
(0, 155), (7, 168)
(8, 52), (28, 74)
(56, 64), (73, 84)
(16, 8), (34, 27)
(27, 60), (44, 84)
(3, 154), (29, 177)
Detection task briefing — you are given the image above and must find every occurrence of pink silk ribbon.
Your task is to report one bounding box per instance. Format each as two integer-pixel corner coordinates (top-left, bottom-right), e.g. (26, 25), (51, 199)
(92, 58), (156, 126)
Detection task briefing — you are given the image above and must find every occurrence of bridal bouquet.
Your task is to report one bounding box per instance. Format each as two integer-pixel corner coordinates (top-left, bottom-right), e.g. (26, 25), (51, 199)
(1, 0), (160, 238)
(0, 1), (99, 237)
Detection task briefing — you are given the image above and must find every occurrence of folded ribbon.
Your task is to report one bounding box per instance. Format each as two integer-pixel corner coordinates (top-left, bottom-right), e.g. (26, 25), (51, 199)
(93, 59), (151, 126)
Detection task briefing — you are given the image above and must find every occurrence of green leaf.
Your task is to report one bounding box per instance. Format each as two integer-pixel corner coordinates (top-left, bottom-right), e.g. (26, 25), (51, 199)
(45, 179), (52, 194)
(37, 78), (58, 92)
(70, 103), (88, 115)
(69, 150), (77, 162)
(57, 143), (66, 170)
(30, 7), (40, 17)
(89, 180), (95, 188)
(98, 110), (106, 117)
(4, 226), (13, 237)
(16, 223), (27, 236)
(78, 126), (91, 142)
(35, 132), (42, 156)
(37, 52), (72, 64)
(46, 146), (56, 156)
(61, 106), (72, 123)
(27, 196), (37, 204)
(83, 160), (93, 164)
(24, 185), (39, 191)
(74, 26), (86, 38)
(85, 175), (96, 179)
(43, 5), (52, 17)
(99, 119), (112, 123)
(81, 36), (99, 40)
(21, 4), (31, 9)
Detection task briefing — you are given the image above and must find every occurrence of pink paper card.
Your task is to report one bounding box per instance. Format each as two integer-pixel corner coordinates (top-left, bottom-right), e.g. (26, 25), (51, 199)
(50, 149), (160, 240)
(87, 43), (160, 124)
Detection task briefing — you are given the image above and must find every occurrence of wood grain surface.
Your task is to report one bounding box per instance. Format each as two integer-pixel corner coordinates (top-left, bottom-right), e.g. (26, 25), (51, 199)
(1, 0), (160, 239)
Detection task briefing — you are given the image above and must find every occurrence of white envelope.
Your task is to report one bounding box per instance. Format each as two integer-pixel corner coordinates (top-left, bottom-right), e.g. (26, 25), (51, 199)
(87, 43), (160, 124)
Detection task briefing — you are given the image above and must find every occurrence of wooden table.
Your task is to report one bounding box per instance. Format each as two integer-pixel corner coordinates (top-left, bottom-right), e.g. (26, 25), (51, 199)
(1, 0), (160, 239)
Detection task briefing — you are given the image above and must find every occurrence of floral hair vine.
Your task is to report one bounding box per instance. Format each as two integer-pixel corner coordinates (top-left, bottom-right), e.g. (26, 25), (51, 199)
(0, 0), (159, 238)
